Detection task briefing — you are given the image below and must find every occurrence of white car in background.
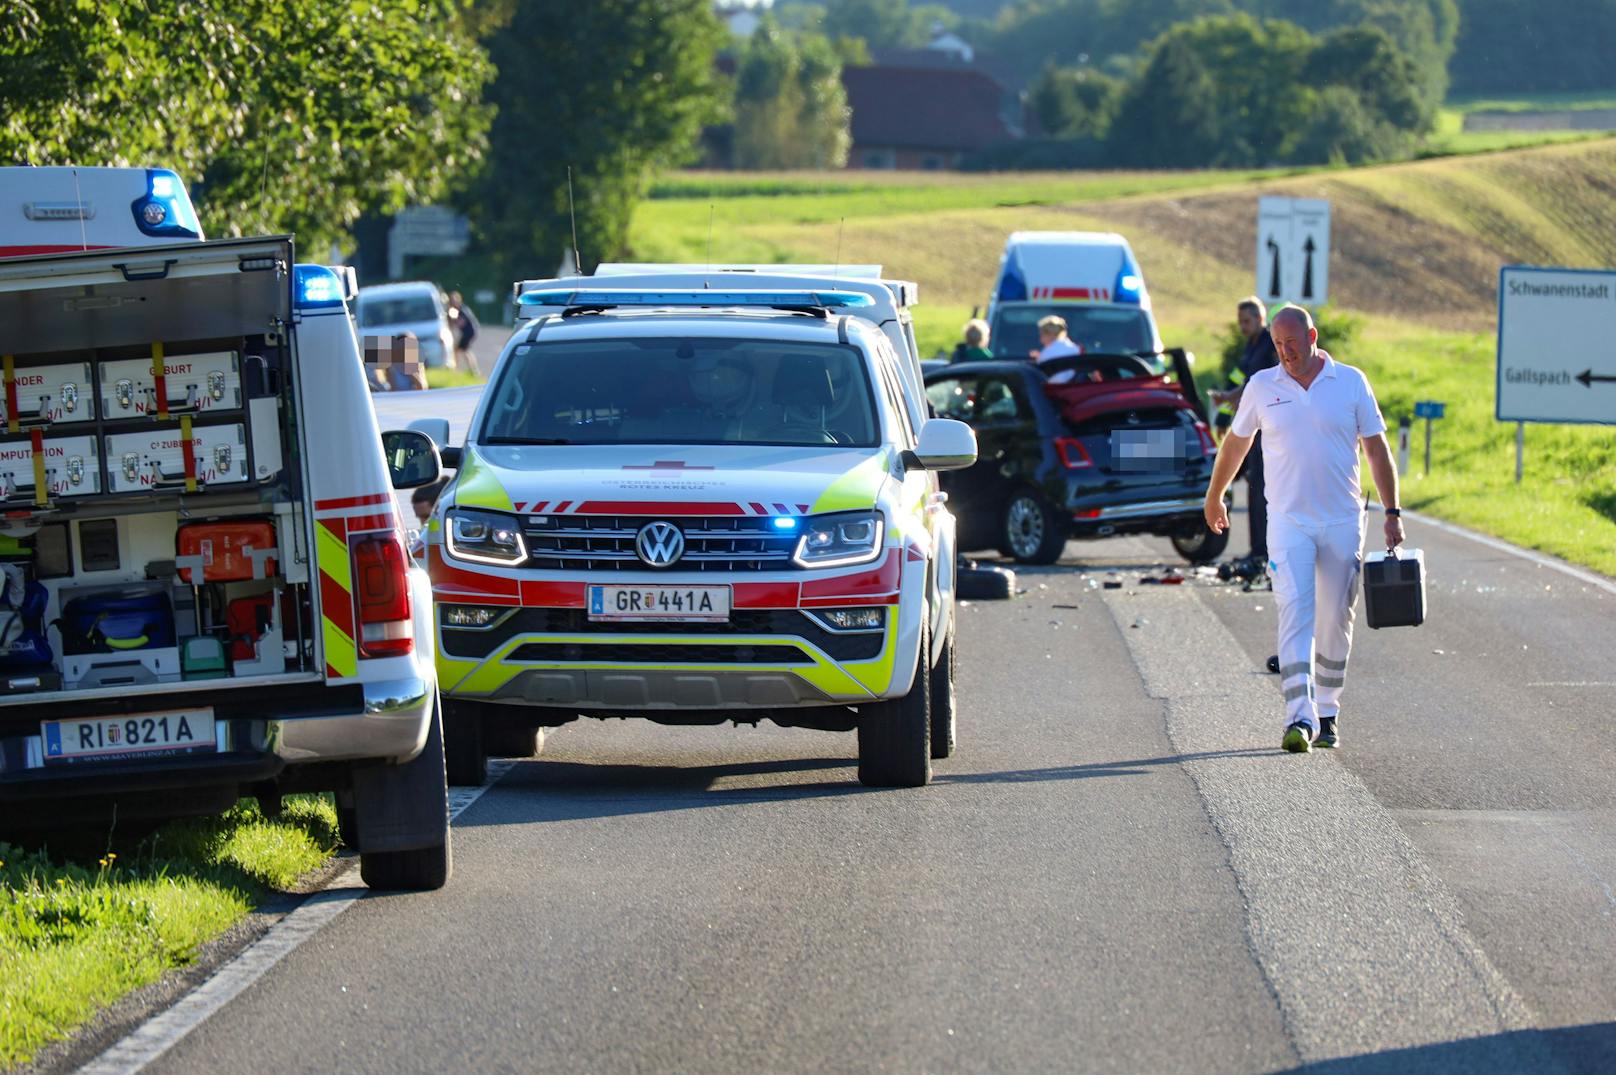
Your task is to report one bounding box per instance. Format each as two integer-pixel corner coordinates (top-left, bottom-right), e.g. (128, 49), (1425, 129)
(356, 281), (457, 369)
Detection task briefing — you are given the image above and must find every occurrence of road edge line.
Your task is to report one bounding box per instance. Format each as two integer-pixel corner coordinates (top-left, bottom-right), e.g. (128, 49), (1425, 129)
(79, 759), (517, 1075)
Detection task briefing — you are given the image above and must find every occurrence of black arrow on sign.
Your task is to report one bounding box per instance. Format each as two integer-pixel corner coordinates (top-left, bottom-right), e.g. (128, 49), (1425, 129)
(1576, 369), (1616, 387)
(1266, 236), (1281, 298)
(1301, 235), (1316, 300)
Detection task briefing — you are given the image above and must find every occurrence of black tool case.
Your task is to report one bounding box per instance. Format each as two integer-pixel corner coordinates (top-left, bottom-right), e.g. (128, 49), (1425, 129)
(1363, 547), (1426, 629)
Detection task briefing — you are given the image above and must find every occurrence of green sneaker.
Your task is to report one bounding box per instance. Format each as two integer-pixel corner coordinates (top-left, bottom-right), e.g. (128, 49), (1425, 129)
(1316, 717), (1338, 749)
(1282, 722), (1314, 754)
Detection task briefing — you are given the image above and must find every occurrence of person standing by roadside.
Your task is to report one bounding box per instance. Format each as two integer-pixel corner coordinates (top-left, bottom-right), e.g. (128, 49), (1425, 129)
(448, 291), (481, 376)
(951, 318), (993, 363)
(1203, 304), (1403, 754)
(1208, 297), (1279, 568)
(1033, 315), (1081, 363)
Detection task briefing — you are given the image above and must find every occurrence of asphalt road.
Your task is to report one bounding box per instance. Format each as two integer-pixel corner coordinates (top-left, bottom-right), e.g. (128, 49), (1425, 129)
(116, 390), (1616, 1073)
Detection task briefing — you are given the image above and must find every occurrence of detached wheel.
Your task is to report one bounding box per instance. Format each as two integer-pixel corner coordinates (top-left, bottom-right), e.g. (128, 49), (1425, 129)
(929, 620), (957, 760)
(443, 699), (488, 787)
(359, 698), (452, 891)
(858, 624), (932, 787)
(1002, 490), (1066, 565)
(1171, 523), (1230, 565)
(957, 563), (1015, 600)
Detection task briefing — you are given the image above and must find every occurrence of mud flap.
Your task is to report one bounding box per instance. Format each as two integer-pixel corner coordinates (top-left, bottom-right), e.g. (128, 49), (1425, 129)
(351, 696), (450, 854)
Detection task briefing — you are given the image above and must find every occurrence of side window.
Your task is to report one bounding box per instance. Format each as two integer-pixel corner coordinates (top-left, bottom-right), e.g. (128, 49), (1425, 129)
(974, 375), (1026, 424)
(926, 377), (977, 423)
(877, 357), (916, 447)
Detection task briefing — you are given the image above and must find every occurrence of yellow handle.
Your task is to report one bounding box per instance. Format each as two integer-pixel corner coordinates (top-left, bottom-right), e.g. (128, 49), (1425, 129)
(104, 633), (151, 651)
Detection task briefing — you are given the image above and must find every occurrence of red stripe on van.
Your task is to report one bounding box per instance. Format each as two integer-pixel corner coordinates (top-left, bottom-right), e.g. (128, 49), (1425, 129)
(0, 245), (115, 258)
(315, 492), (391, 511)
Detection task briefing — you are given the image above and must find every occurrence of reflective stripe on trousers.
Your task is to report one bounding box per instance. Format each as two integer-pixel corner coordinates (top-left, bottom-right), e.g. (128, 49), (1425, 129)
(1267, 516), (1364, 732)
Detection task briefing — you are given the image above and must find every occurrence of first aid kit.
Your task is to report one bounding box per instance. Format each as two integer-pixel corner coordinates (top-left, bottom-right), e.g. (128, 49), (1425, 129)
(1363, 546), (1426, 629)
(176, 519), (278, 583)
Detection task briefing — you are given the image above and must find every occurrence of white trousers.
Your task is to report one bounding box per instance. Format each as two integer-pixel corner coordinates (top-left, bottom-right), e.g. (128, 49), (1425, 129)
(1267, 516), (1365, 732)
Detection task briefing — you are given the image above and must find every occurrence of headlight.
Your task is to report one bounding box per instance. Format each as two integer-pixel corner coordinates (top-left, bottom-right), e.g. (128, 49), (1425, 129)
(793, 510), (884, 569)
(445, 507), (527, 566)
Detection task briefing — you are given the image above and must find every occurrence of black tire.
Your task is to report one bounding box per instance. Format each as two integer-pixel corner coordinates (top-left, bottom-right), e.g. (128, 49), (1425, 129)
(484, 719), (541, 759)
(1171, 523), (1230, 565)
(336, 800), (359, 851)
(857, 623), (931, 787)
(929, 620), (956, 760)
(957, 564), (1015, 600)
(358, 700), (451, 891)
(1002, 489), (1066, 565)
(443, 699), (487, 787)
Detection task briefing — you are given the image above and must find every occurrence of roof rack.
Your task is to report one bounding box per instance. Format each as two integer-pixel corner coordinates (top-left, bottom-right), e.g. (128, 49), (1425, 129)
(512, 287), (876, 317)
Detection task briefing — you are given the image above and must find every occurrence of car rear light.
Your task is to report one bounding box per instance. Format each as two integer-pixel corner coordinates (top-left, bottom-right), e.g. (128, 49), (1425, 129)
(1054, 437), (1093, 469)
(1074, 508), (1103, 519)
(1193, 421), (1217, 457)
(352, 533), (413, 658)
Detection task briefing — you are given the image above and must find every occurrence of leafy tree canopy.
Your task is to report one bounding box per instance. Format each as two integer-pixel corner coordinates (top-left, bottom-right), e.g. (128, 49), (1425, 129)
(732, 18), (853, 169)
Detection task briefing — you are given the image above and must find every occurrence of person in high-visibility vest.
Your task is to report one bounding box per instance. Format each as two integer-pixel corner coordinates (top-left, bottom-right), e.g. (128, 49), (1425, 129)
(1207, 297), (1277, 568)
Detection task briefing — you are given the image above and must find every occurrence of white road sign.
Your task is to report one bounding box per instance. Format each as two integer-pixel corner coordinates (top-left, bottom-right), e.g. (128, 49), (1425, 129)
(1497, 266), (1616, 425)
(1256, 196), (1330, 308)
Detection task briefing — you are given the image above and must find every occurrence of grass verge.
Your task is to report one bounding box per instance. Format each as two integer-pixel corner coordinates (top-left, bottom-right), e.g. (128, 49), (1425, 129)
(0, 795), (338, 1067)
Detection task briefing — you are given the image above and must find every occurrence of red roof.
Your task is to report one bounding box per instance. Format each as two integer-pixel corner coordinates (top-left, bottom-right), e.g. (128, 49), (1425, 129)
(842, 65), (1016, 153)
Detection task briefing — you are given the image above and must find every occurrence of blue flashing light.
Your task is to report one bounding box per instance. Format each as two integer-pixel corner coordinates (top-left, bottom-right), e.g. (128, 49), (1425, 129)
(130, 168), (202, 239)
(996, 268), (1027, 303)
(516, 289), (875, 309)
(1112, 254), (1146, 305)
(293, 264), (346, 310)
(771, 517), (799, 531)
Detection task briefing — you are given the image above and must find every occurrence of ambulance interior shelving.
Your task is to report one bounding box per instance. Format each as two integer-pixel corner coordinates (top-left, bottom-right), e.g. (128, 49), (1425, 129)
(0, 247), (314, 702)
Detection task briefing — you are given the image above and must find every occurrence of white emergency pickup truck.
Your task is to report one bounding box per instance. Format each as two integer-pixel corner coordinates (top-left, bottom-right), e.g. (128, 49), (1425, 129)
(416, 286), (977, 789)
(0, 237), (452, 889)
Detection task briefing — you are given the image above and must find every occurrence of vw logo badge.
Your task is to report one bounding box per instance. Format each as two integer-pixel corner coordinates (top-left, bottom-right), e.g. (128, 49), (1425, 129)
(635, 521), (685, 568)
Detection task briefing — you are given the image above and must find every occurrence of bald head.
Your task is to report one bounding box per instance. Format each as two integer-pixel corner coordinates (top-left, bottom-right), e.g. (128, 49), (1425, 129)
(1271, 304), (1314, 333)
(1269, 304), (1321, 382)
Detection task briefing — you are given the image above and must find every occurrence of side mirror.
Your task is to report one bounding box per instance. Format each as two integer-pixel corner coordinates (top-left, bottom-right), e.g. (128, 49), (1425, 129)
(382, 429), (442, 489)
(910, 418), (977, 471)
(407, 417), (459, 469)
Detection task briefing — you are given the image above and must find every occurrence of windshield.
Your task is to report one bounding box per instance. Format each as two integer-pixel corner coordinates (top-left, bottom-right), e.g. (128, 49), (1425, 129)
(991, 305), (1154, 360)
(359, 294), (439, 327)
(479, 337), (880, 448)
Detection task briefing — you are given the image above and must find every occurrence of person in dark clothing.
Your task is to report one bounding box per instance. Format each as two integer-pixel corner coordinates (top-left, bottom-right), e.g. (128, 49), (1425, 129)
(448, 291), (481, 377)
(950, 318), (993, 363)
(1208, 297), (1278, 565)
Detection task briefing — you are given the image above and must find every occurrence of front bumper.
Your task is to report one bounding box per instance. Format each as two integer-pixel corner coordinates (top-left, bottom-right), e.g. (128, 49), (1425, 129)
(0, 675), (433, 802)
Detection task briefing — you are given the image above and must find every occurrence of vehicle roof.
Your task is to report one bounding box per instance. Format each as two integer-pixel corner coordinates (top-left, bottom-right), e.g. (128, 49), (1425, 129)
(925, 359), (1044, 380)
(511, 308), (886, 348)
(357, 281), (440, 298)
(1005, 231), (1134, 248)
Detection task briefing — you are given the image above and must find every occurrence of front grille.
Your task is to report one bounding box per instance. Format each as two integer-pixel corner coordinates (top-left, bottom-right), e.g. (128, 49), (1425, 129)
(441, 608), (884, 662)
(510, 642), (813, 665)
(523, 515), (799, 572)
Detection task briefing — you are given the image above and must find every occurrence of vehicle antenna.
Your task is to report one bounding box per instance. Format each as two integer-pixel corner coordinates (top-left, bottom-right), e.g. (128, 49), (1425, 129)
(567, 166), (582, 276)
(833, 216), (845, 277)
(705, 203), (715, 288)
(70, 167), (88, 251)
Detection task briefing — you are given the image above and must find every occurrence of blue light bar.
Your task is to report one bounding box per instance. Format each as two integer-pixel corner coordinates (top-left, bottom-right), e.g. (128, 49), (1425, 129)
(516, 288), (875, 309)
(771, 517), (800, 530)
(293, 264), (346, 310)
(1112, 251), (1146, 305)
(130, 168), (202, 239)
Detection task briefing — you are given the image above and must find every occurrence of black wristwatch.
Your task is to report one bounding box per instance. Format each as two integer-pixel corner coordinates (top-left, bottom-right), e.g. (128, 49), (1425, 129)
(1384, 508), (1402, 517)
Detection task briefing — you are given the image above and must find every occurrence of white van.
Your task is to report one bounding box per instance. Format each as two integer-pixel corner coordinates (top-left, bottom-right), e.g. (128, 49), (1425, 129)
(0, 233), (452, 889)
(0, 166), (205, 257)
(985, 232), (1164, 361)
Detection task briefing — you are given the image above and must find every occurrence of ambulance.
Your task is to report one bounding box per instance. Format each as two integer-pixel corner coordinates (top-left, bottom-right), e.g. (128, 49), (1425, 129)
(0, 166), (205, 257)
(414, 280), (977, 789)
(0, 168), (451, 888)
(985, 232), (1164, 361)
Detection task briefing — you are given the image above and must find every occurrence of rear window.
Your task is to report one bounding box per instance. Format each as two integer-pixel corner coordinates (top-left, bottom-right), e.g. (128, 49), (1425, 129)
(480, 337), (880, 448)
(359, 294), (438, 326)
(992, 305), (1154, 360)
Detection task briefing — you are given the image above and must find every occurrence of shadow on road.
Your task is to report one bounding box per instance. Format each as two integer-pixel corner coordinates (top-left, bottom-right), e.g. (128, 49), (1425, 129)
(936, 748), (1276, 785)
(1287, 1020), (1616, 1074)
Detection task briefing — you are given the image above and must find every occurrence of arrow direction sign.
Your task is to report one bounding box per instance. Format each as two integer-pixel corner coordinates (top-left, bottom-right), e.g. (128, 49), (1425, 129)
(1256, 197), (1330, 306)
(1497, 266), (1616, 426)
(1266, 236), (1281, 299)
(1301, 236), (1316, 299)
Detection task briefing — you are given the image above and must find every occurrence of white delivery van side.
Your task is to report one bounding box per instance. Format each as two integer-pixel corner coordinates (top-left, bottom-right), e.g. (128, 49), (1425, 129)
(985, 231), (1164, 361)
(0, 166), (205, 257)
(0, 238), (450, 889)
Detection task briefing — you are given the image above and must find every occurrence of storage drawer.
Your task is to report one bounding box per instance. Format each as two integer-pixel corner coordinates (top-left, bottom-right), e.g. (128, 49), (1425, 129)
(100, 351), (241, 418)
(0, 434), (101, 500)
(104, 423), (249, 493)
(5, 361), (95, 425)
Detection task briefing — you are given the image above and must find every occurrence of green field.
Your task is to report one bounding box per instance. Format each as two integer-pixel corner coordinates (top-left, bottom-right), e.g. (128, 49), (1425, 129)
(0, 798), (339, 1066)
(631, 139), (1616, 576)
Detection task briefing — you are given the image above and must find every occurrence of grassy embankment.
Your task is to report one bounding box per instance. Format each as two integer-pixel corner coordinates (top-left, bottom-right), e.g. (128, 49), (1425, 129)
(632, 138), (1616, 576)
(0, 798), (338, 1067)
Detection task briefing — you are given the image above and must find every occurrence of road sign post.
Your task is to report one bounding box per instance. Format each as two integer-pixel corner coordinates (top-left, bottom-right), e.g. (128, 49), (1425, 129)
(1496, 266), (1616, 427)
(1414, 400), (1445, 476)
(1397, 416), (1411, 475)
(1256, 197), (1331, 308)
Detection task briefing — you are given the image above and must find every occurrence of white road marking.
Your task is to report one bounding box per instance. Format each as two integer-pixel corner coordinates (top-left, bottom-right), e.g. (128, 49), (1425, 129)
(80, 759), (517, 1075)
(1383, 503), (1616, 597)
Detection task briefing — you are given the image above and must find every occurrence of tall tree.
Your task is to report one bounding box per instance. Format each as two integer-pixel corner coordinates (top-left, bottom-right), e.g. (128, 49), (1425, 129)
(1029, 67), (1124, 138)
(0, 0), (494, 256)
(1108, 35), (1224, 166)
(732, 21), (852, 169)
(471, 0), (726, 273)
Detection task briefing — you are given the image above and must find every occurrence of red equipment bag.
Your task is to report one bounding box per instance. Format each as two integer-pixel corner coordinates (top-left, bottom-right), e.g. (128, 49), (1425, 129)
(227, 591), (295, 661)
(177, 519), (277, 584)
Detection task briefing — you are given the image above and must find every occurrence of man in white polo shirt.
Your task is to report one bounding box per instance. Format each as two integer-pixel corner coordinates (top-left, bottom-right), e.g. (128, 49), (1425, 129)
(1204, 304), (1404, 753)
